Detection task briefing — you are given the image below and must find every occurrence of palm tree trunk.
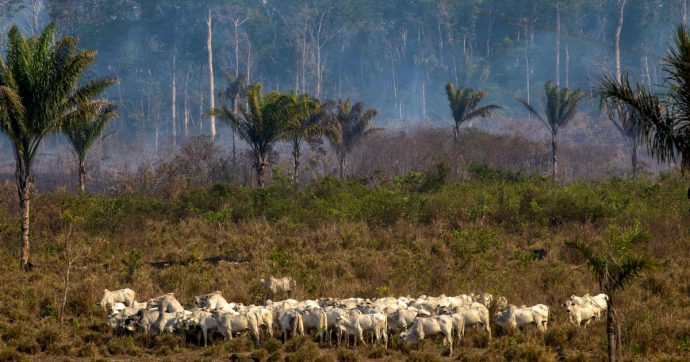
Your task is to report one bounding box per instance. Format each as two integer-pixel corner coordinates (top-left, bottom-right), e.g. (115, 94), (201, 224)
(256, 153), (268, 188)
(453, 124), (459, 143)
(607, 294), (616, 362)
(551, 133), (558, 181)
(16, 158), (32, 271)
(78, 158), (86, 194)
(338, 154), (345, 180)
(292, 141), (301, 182)
(631, 141), (638, 178)
(682, 151), (690, 176)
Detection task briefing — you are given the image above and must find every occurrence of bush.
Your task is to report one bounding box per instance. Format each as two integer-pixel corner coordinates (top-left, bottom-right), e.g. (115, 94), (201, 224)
(405, 350), (442, 362)
(336, 348), (360, 362)
(77, 343), (99, 358)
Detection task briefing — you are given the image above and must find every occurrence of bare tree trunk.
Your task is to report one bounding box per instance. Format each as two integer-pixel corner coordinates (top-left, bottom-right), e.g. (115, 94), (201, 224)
(565, 45), (570, 88)
(207, 10), (216, 139)
(231, 95), (238, 162)
(184, 67), (190, 138)
(526, 54), (531, 121)
(615, 0), (627, 83)
(16, 157), (32, 271)
(551, 133), (558, 181)
(78, 158), (86, 194)
(684, 0), (688, 26)
(60, 262), (71, 324)
(555, 3), (561, 87)
(171, 50), (177, 147)
(421, 79), (426, 123)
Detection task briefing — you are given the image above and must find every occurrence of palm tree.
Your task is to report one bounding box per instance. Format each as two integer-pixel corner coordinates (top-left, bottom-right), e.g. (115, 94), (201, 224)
(445, 83), (501, 141)
(600, 91), (644, 177)
(566, 224), (653, 362)
(279, 92), (331, 181)
(518, 81), (585, 181)
(208, 83), (292, 188)
(0, 24), (116, 271)
(218, 74), (246, 162)
(326, 99), (379, 179)
(600, 25), (690, 175)
(63, 102), (117, 194)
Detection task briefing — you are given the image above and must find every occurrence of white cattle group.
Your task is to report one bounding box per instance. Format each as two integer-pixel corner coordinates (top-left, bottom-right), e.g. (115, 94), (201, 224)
(100, 286), (609, 356)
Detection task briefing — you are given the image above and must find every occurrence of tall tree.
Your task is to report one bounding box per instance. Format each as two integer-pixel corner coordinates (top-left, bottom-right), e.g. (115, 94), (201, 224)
(218, 73), (247, 162)
(209, 83), (293, 187)
(518, 81), (585, 181)
(63, 103), (117, 193)
(206, 8), (216, 139)
(445, 82), (500, 142)
(600, 25), (690, 175)
(0, 24), (116, 270)
(566, 224), (653, 362)
(280, 93), (330, 181)
(327, 99), (378, 179)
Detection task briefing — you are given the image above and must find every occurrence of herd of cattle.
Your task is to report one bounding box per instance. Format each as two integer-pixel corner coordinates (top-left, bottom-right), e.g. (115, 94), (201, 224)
(99, 278), (609, 356)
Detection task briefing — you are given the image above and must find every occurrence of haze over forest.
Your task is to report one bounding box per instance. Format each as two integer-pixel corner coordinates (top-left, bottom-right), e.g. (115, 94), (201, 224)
(0, 0), (686, 187)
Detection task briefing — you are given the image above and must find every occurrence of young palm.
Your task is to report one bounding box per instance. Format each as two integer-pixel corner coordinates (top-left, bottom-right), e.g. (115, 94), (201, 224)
(445, 83), (501, 141)
(518, 81), (585, 181)
(600, 25), (690, 175)
(0, 24), (116, 270)
(63, 102), (117, 193)
(326, 99), (379, 179)
(279, 92), (331, 182)
(566, 224), (653, 362)
(209, 83), (292, 188)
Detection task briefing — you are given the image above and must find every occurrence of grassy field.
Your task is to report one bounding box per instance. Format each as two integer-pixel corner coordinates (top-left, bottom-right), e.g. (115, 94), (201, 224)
(0, 168), (688, 361)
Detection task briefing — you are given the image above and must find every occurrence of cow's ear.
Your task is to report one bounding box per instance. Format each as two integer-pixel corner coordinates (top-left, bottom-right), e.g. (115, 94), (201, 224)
(104, 289), (108, 292)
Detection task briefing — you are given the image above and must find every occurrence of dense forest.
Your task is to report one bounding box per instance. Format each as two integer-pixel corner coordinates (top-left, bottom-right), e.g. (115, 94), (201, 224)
(0, 0), (686, 149)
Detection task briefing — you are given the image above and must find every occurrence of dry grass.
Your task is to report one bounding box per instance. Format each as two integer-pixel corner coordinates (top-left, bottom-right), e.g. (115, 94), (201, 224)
(0, 170), (688, 361)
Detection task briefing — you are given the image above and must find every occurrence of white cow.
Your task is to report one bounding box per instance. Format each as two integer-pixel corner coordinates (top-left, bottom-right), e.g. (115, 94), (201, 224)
(276, 309), (304, 343)
(148, 293), (184, 313)
(335, 312), (366, 347)
(213, 311), (261, 346)
(135, 309), (160, 333)
(194, 291), (229, 310)
(454, 302), (491, 337)
(565, 293), (608, 327)
(352, 311), (388, 348)
(398, 315), (454, 356)
(492, 304), (550, 332)
(300, 307), (328, 344)
(259, 277), (296, 297)
(98, 288), (136, 313)
(179, 310), (219, 346)
(151, 311), (185, 335)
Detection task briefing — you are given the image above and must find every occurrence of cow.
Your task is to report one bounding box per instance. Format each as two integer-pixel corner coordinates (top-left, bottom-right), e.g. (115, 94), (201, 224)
(300, 307), (328, 345)
(178, 309), (218, 346)
(453, 302), (491, 338)
(398, 315), (454, 356)
(213, 311), (261, 346)
(194, 291), (229, 310)
(277, 309), (304, 343)
(492, 304), (549, 332)
(151, 311), (185, 335)
(259, 277), (296, 298)
(97, 288), (136, 313)
(335, 312), (366, 347)
(565, 293), (608, 327)
(135, 309), (160, 333)
(148, 293), (184, 313)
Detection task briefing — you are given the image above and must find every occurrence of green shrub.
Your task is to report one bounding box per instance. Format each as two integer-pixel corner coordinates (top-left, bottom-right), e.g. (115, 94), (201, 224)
(336, 348), (360, 362)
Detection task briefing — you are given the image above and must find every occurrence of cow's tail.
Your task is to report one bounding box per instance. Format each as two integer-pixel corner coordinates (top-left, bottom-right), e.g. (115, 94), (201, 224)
(294, 313), (304, 337)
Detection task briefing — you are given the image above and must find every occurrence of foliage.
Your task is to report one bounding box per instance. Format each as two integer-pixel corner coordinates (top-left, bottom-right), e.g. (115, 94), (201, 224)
(600, 25), (690, 171)
(445, 82), (500, 138)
